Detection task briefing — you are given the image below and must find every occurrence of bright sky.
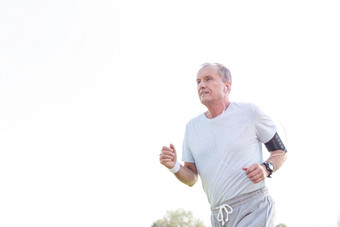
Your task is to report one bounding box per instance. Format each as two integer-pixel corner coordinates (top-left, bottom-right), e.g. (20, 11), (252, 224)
(1, 0), (339, 226)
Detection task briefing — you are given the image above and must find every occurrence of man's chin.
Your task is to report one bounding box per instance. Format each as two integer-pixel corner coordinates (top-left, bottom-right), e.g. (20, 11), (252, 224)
(200, 98), (211, 106)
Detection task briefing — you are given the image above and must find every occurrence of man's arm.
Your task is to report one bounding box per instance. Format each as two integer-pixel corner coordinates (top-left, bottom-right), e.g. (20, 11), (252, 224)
(264, 150), (287, 174)
(243, 150), (287, 184)
(243, 132), (288, 183)
(160, 144), (198, 187)
(262, 131), (288, 176)
(174, 162), (198, 187)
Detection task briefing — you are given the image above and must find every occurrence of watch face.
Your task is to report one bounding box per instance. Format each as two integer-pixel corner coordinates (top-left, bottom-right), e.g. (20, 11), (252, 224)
(268, 162), (274, 171)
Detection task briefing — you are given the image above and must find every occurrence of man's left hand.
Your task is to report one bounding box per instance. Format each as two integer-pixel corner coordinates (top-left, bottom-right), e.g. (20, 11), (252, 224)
(242, 163), (268, 184)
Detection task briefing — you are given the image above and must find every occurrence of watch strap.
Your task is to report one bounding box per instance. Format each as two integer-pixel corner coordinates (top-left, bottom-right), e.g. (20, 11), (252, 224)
(263, 161), (273, 178)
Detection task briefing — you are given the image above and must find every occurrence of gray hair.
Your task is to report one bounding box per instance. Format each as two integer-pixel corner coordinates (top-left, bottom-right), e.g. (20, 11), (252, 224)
(199, 62), (232, 82)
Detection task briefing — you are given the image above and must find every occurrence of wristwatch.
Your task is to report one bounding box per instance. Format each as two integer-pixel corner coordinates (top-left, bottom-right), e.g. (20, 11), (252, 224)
(263, 161), (274, 178)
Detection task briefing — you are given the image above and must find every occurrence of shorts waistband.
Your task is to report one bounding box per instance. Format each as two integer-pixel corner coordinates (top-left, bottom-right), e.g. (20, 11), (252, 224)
(211, 187), (269, 212)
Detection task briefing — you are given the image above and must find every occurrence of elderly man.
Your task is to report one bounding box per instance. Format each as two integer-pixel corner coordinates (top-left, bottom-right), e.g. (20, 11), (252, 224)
(159, 63), (287, 227)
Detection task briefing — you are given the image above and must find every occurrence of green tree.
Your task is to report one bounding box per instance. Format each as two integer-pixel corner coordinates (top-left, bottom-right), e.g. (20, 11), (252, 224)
(151, 209), (207, 227)
(275, 224), (288, 227)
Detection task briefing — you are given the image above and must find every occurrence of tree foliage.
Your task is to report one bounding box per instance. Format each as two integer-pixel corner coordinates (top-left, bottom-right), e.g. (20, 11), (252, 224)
(275, 224), (288, 227)
(151, 209), (207, 227)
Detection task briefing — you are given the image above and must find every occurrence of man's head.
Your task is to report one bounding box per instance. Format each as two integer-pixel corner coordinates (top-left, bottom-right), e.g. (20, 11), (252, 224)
(196, 62), (232, 106)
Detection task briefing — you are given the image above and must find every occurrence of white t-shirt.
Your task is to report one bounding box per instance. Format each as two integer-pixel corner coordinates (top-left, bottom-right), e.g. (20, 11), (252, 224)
(182, 102), (276, 206)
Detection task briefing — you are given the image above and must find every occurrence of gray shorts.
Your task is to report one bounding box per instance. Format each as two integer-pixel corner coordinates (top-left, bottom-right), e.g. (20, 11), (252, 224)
(210, 187), (276, 227)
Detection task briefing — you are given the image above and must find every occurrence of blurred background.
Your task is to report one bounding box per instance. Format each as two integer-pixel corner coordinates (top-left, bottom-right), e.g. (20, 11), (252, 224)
(1, 0), (339, 226)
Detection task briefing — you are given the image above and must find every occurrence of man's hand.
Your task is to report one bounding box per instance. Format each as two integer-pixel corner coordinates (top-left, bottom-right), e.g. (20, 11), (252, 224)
(242, 163), (268, 184)
(160, 144), (177, 169)
(159, 144), (198, 186)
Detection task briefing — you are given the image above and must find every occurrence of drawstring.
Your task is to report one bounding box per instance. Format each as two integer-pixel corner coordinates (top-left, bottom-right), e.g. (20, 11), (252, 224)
(216, 204), (233, 226)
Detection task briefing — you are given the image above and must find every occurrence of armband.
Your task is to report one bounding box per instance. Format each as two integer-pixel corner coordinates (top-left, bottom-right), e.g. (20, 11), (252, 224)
(264, 132), (287, 153)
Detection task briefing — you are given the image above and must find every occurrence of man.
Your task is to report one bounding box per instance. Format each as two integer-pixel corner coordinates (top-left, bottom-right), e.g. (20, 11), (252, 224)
(159, 63), (287, 227)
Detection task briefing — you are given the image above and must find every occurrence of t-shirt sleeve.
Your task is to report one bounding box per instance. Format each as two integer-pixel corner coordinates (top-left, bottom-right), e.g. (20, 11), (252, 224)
(252, 104), (277, 143)
(181, 126), (195, 163)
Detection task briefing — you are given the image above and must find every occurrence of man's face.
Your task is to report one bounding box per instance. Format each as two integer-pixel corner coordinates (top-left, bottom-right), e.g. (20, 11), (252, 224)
(196, 65), (227, 106)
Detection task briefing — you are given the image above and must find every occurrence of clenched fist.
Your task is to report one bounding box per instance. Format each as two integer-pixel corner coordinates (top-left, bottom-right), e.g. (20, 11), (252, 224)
(160, 144), (177, 169)
(242, 163), (268, 184)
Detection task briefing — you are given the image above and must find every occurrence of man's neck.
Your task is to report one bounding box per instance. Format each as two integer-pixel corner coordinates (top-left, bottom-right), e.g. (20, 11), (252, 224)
(205, 101), (231, 119)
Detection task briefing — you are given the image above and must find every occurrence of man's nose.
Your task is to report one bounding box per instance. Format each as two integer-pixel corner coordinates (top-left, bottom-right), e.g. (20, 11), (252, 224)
(198, 81), (206, 89)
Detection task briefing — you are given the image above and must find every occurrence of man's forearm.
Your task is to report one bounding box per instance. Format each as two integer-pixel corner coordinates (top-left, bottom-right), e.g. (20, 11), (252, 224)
(266, 150), (287, 173)
(174, 164), (198, 187)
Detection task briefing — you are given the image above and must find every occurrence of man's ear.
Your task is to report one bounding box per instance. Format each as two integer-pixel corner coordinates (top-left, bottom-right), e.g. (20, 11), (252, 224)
(225, 82), (232, 93)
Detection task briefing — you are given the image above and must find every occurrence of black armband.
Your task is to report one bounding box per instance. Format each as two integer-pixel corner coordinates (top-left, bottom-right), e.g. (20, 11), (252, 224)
(264, 132), (287, 153)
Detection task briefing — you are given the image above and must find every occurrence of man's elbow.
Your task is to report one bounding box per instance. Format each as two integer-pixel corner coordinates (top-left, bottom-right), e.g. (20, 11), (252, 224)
(187, 182), (195, 187)
(279, 150), (288, 161)
(186, 176), (198, 187)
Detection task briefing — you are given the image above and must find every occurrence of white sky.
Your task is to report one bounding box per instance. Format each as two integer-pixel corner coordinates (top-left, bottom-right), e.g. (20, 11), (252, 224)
(1, 0), (339, 226)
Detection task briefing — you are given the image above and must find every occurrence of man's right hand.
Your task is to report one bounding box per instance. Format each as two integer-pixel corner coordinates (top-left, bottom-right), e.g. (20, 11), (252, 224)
(160, 144), (177, 169)
(159, 144), (198, 186)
